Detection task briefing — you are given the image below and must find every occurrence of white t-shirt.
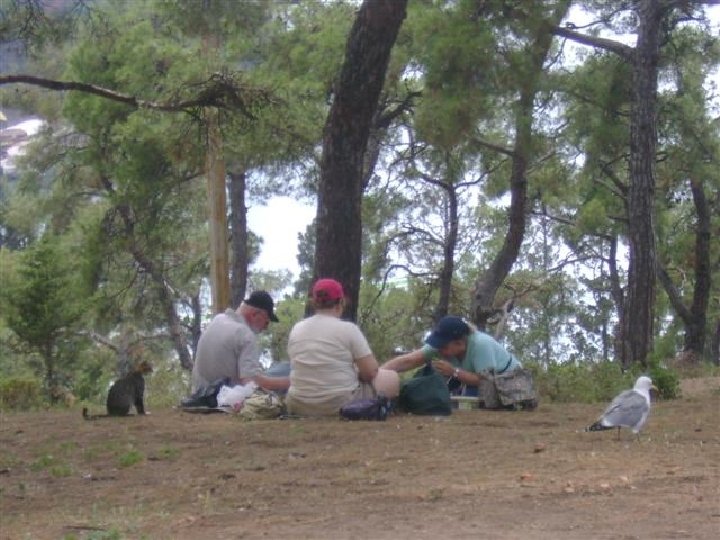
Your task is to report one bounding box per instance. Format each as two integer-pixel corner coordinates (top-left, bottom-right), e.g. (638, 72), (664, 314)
(287, 313), (372, 404)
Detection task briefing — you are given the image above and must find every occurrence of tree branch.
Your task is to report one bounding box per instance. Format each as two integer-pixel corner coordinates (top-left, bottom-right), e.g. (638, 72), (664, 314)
(470, 136), (517, 158)
(551, 26), (635, 61)
(0, 73), (272, 115)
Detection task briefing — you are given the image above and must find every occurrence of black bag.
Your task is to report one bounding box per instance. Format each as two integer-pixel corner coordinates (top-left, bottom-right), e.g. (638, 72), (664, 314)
(339, 395), (390, 421)
(181, 377), (231, 409)
(398, 361), (452, 416)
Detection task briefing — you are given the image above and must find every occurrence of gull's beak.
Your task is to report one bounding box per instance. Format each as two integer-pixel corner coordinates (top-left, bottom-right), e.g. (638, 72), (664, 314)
(650, 385), (659, 400)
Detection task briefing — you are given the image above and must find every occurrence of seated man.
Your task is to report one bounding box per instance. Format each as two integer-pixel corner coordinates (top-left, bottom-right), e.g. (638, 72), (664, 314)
(285, 278), (399, 417)
(190, 291), (290, 396)
(382, 315), (522, 398)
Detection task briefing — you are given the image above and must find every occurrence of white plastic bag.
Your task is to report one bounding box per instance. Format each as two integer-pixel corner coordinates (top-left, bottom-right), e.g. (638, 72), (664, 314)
(216, 382), (257, 408)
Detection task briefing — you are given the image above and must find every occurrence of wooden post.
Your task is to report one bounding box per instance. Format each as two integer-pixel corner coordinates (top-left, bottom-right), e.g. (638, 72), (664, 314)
(206, 108), (230, 313)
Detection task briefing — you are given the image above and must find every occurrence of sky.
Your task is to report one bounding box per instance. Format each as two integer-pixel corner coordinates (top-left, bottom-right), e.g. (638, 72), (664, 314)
(247, 196), (315, 277)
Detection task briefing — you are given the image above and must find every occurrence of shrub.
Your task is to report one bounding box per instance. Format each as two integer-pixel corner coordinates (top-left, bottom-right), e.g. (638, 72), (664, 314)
(529, 361), (635, 403)
(636, 362), (680, 400)
(0, 377), (43, 410)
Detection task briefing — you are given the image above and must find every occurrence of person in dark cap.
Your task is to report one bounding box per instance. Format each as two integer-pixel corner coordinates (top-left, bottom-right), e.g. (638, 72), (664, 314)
(285, 278), (399, 416)
(382, 315), (522, 396)
(190, 291), (289, 394)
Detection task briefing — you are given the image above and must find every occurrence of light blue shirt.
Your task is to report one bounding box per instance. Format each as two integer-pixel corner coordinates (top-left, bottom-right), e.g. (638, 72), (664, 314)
(422, 330), (521, 374)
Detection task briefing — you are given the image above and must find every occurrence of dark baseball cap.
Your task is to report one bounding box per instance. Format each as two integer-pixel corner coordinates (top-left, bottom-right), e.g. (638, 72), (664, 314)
(425, 316), (470, 349)
(245, 290), (279, 322)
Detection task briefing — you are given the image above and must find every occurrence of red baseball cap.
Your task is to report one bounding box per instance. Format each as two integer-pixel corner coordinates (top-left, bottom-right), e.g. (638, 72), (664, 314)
(312, 278), (345, 302)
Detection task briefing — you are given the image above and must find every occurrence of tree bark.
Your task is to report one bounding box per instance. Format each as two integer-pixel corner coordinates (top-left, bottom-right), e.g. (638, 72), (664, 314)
(623, 0), (664, 369)
(228, 169), (248, 308)
(433, 185), (459, 323)
(657, 179), (711, 360)
(313, 0), (407, 321)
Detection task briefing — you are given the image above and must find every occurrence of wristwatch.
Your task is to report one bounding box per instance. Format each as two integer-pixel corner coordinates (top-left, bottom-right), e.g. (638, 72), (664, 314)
(453, 367), (460, 379)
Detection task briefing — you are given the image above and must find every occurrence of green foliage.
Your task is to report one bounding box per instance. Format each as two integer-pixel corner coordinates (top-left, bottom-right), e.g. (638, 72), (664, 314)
(0, 377), (43, 410)
(360, 283), (435, 362)
(267, 296), (307, 363)
(634, 362), (680, 400)
(2, 235), (88, 399)
(144, 360), (188, 409)
(118, 449), (144, 468)
(530, 361), (635, 403)
(4, 236), (80, 347)
(530, 359), (682, 403)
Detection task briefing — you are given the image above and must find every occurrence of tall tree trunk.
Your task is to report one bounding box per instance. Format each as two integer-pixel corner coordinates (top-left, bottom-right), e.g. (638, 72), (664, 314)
(433, 185), (459, 322)
(44, 341), (57, 404)
(187, 292), (203, 361)
(657, 179), (711, 361)
(205, 108), (230, 313)
(472, 4), (568, 329)
(313, 0), (407, 321)
(228, 169), (248, 307)
(607, 236), (629, 363)
(623, 0), (663, 369)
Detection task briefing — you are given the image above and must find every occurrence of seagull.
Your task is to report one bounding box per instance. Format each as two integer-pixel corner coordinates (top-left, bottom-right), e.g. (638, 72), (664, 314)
(586, 376), (658, 440)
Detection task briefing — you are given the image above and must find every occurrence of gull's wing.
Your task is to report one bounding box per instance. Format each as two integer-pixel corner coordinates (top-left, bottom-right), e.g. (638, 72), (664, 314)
(600, 389), (650, 431)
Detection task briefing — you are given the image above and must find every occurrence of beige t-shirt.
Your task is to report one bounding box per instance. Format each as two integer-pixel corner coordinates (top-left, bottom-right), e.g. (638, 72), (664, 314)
(286, 314), (372, 406)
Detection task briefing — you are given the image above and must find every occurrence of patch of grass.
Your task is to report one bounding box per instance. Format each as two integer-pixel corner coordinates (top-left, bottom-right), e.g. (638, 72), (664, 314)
(30, 454), (57, 471)
(30, 453), (73, 476)
(50, 464), (73, 477)
(83, 439), (131, 461)
(117, 449), (144, 468)
(62, 530), (123, 540)
(0, 452), (22, 470)
(152, 446), (180, 461)
(59, 441), (79, 453)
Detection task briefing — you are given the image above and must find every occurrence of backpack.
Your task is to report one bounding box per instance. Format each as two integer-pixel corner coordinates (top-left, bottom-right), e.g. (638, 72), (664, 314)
(339, 395), (390, 421)
(479, 368), (538, 410)
(397, 361), (452, 416)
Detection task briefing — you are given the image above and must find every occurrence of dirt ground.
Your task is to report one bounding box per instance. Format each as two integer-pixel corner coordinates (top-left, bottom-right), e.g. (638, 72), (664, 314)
(1, 378), (719, 540)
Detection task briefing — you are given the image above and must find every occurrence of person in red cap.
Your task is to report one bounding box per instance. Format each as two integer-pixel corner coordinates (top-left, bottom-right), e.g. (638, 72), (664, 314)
(285, 278), (399, 416)
(190, 291), (290, 394)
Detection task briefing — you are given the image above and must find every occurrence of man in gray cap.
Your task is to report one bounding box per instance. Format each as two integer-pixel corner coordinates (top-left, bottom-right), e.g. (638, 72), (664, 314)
(190, 291), (289, 394)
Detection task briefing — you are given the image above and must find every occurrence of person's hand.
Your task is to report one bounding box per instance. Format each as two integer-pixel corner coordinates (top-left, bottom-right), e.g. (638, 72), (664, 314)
(432, 359), (455, 377)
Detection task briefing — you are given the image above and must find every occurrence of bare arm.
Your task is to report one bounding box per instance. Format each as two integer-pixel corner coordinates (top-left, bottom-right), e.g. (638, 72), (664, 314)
(239, 374), (290, 392)
(382, 349), (426, 372)
(355, 354), (380, 383)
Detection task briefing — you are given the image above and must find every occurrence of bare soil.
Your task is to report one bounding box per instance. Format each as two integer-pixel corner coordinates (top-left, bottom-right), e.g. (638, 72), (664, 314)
(1, 378), (719, 540)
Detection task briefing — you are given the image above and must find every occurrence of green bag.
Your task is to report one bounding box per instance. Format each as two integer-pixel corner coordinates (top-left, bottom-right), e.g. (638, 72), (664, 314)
(398, 361), (452, 416)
